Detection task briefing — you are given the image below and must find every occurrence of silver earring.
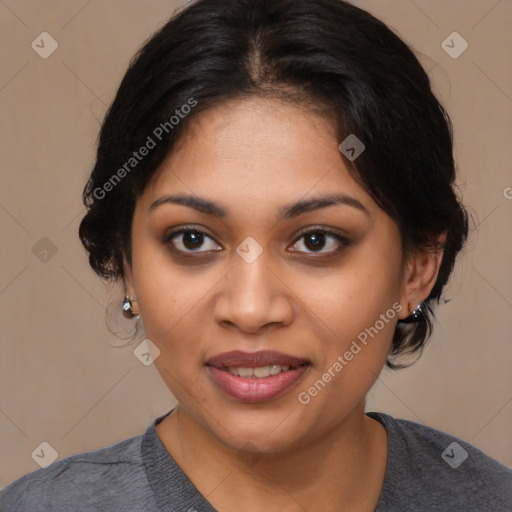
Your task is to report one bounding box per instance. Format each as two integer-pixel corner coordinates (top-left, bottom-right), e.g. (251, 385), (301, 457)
(410, 302), (423, 319)
(122, 295), (137, 319)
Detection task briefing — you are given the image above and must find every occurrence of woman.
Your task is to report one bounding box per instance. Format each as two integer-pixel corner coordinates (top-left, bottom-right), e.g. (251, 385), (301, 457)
(1, 0), (510, 510)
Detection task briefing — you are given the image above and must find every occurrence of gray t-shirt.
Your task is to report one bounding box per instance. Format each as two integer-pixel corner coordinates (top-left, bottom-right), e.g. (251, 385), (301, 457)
(1, 409), (510, 511)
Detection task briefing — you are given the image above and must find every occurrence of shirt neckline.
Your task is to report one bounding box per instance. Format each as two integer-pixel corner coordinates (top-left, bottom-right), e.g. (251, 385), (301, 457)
(365, 411), (395, 509)
(141, 408), (217, 511)
(142, 408), (395, 511)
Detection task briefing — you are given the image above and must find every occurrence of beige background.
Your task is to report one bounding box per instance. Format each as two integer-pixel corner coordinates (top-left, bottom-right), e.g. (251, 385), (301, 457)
(0, 0), (511, 487)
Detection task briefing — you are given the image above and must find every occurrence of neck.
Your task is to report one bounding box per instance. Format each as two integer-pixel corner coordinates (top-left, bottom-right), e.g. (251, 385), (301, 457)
(156, 402), (388, 512)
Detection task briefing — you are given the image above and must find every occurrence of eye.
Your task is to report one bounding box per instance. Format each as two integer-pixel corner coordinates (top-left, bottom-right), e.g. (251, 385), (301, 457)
(164, 227), (222, 253)
(289, 228), (349, 255)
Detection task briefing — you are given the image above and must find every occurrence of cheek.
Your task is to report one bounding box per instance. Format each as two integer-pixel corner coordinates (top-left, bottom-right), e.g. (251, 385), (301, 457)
(303, 258), (401, 341)
(135, 265), (211, 402)
(137, 272), (204, 351)
(296, 236), (402, 388)
(295, 269), (398, 421)
(131, 233), (213, 343)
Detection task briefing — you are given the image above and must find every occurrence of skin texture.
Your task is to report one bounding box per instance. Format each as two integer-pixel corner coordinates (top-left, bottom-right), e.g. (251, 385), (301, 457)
(124, 97), (444, 511)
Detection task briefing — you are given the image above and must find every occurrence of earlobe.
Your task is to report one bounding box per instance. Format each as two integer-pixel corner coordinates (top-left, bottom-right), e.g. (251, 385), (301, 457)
(397, 232), (446, 319)
(123, 256), (136, 296)
(121, 257), (140, 317)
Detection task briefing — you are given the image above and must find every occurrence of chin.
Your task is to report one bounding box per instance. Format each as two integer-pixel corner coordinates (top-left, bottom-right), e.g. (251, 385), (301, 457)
(200, 398), (316, 454)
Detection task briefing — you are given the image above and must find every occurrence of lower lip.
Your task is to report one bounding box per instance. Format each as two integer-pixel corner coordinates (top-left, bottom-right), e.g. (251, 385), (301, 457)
(207, 365), (309, 403)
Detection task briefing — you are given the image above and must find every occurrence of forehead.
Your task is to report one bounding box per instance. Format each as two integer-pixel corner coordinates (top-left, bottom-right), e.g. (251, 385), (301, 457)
(142, 97), (375, 217)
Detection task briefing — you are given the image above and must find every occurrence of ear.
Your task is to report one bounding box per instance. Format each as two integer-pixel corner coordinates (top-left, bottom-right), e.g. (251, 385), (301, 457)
(397, 232), (447, 320)
(123, 256), (136, 297)
(122, 256), (140, 316)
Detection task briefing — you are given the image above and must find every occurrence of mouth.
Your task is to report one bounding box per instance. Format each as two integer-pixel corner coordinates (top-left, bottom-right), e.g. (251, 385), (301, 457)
(205, 350), (310, 403)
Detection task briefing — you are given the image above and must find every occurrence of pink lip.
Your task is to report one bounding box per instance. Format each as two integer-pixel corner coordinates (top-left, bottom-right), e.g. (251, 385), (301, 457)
(206, 350), (310, 403)
(206, 350), (307, 368)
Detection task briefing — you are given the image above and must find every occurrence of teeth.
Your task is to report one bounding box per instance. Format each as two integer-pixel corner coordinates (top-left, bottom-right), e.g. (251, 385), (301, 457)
(227, 364), (293, 378)
(238, 367), (254, 377)
(270, 364), (281, 375)
(253, 366), (271, 378)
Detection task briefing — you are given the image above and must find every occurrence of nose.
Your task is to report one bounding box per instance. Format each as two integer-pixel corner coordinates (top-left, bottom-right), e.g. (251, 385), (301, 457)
(213, 250), (294, 335)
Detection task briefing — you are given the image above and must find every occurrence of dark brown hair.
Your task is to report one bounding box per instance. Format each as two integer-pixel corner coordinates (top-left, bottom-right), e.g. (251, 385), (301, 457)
(79, 0), (469, 369)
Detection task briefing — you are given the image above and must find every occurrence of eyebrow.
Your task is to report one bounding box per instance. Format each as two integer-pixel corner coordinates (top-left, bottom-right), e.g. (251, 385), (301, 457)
(149, 192), (369, 219)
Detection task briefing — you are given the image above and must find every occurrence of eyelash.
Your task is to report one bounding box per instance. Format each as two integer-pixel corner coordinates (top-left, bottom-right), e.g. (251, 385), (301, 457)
(163, 225), (350, 257)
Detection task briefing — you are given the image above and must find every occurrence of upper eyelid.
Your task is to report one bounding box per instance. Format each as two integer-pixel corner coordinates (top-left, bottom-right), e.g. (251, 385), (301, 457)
(293, 226), (347, 239)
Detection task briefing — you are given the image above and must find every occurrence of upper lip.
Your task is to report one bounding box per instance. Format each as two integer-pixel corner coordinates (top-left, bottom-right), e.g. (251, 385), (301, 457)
(206, 350), (308, 368)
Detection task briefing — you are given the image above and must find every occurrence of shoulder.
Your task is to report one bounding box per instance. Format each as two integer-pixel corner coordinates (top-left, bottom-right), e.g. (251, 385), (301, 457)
(0, 433), (156, 512)
(368, 411), (512, 511)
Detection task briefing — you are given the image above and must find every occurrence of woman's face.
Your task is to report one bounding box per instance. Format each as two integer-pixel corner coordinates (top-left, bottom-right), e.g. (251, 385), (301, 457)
(126, 97), (411, 453)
